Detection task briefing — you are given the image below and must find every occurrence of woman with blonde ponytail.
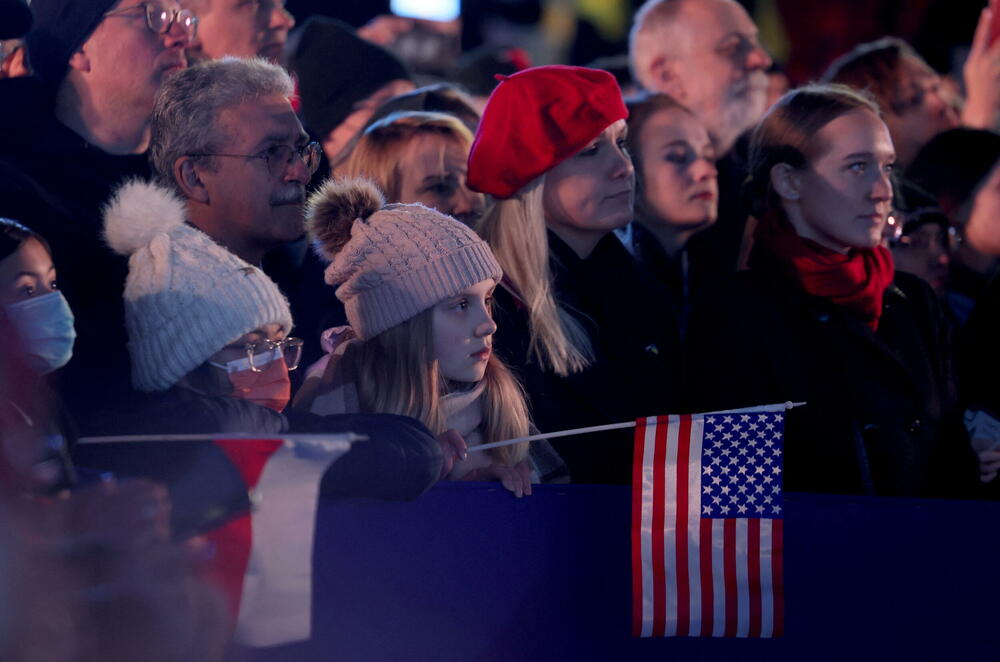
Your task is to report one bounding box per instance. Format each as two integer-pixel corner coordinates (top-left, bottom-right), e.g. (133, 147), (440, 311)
(467, 66), (681, 484)
(294, 178), (535, 496)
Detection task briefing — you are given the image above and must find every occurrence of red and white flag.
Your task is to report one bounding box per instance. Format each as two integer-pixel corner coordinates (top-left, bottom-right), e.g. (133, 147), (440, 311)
(203, 437), (351, 647)
(631, 407), (785, 638)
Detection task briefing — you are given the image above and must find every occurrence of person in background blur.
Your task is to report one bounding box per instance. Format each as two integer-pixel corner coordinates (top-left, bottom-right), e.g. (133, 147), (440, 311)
(182, 0), (295, 64)
(907, 128), (1000, 327)
(821, 7), (1000, 171)
(621, 92), (717, 334)
(363, 82), (480, 133)
(888, 208), (952, 299)
(342, 111), (484, 226)
(290, 16), (413, 172)
(629, 0), (773, 291)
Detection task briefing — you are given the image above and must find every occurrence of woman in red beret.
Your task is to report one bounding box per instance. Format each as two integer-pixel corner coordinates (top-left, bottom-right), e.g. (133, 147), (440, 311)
(467, 65), (682, 484)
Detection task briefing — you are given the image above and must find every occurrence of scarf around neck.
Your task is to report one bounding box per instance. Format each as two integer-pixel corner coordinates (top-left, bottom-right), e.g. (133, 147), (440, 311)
(753, 211), (895, 331)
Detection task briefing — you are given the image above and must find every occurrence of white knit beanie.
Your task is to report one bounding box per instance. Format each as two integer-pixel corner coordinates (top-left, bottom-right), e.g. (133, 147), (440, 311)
(104, 180), (293, 392)
(306, 178), (502, 340)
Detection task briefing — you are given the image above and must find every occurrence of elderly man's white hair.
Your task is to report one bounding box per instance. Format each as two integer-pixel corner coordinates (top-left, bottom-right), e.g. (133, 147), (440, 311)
(629, 0), (689, 93)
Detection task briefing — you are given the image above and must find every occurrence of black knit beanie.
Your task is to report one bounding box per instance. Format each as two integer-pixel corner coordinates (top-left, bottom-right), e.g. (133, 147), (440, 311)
(0, 0), (32, 40)
(290, 17), (411, 139)
(25, 0), (120, 85)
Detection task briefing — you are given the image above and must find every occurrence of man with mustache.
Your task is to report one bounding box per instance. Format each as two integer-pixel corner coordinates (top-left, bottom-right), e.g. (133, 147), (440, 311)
(629, 0), (772, 290)
(149, 57), (316, 267)
(0, 0), (195, 420)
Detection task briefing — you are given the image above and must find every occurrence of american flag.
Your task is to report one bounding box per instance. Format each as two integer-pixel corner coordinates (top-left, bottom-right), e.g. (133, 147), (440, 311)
(631, 408), (785, 638)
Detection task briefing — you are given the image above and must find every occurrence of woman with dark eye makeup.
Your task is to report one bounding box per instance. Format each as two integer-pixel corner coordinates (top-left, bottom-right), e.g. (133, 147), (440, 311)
(685, 84), (978, 498)
(467, 66), (682, 484)
(620, 92), (719, 335)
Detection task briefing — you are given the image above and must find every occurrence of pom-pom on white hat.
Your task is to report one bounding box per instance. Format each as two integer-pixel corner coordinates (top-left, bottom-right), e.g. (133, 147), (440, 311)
(306, 177), (502, 340)
(104, 179), (293, 392)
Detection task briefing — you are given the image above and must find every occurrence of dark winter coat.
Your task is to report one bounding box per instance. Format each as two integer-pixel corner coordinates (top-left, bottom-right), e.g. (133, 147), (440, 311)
(491, 231), (682, 484)
(685, 255), (977, 497)
(79, 387), (443, 501)
(0, 77), (148, 422)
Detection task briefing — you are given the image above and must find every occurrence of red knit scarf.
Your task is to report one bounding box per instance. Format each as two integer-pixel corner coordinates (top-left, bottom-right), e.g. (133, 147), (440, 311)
(753, 211), (895, 331)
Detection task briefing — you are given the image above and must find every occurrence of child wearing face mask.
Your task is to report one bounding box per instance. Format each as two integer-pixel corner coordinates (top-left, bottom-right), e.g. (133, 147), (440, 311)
(0, 218), (78, 492)
(293, 178), (539, 496)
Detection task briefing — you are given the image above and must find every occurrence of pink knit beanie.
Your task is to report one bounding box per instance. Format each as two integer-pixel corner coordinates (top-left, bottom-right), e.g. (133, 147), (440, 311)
(306, 178), (502, 340)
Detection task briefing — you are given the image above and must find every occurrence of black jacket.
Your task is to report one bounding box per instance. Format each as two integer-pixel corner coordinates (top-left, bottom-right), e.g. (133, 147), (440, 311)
(685, 255), (977, 497)
(0, 77), (149, 422)
(491, 231), (681, 484)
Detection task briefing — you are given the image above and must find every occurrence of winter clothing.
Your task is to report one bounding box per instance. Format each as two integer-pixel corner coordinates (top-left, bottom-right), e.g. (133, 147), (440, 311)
(754, 211), (896, 331)
(103, 180), (293, 392)
(25, 0), (120, 84)
(306, 178), (501, 340)
(686, 242), (977, 497)
(491, 231), (682, 484)
(1, 0), (32, 39)
(0, 76), (149, 420)
(79, 387), (444, 502)
(290, 17), (411, 140)
(467, 65), (628, 199)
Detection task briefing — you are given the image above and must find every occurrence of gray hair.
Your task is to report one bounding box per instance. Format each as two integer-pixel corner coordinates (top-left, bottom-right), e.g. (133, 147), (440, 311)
(628, 0), (686, 92)
(150, 57), (295, 189)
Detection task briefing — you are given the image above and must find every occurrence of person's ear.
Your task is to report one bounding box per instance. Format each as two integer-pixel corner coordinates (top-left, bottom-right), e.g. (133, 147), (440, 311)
(67, 47), (90, 74)
(770, 163), (801, 201)
(175, 157), (210, 204)
(648, 55), (686, 100)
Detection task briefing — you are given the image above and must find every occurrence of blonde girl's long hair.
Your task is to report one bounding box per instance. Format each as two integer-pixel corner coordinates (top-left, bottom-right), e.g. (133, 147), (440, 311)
(354, 308), (531, 467)
(342, 111), (474, 202)
(476, 179), (594, 376)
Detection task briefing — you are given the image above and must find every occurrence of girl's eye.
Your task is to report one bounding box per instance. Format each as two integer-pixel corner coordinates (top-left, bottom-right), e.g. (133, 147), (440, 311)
(452, 299), (468, 311)
(666, 148), (693, 165)
(883, 163), (895, 175)
(578, 143), (600, 157)
(19, 285), (35, 298)
(848, 162), (867, 174)
(50, 280), (59, 291)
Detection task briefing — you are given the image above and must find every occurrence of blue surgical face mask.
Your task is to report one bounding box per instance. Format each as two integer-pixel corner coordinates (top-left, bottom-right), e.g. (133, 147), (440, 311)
(4, 291), (77, 374)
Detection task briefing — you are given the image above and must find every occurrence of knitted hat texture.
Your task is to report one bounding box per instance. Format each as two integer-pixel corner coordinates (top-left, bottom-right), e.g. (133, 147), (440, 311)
(25, 0), (119, 84)
(104, 180), (293, 392)
(290, 17), (411, 140)
(466, 65), (628, 199)
(306, 178), (502, 340)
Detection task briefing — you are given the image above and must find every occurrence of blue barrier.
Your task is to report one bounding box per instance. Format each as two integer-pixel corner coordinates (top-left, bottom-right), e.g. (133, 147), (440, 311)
(231, 482), (1000, 662)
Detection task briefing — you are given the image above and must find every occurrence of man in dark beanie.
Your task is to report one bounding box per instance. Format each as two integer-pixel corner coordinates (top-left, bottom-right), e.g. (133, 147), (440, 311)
(0, 0), (196, 423)
(289, 17), (413, 172)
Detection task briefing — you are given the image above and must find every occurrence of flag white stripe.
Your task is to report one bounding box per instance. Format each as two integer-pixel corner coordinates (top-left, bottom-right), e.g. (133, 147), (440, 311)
(735, 519), (750, 637)
(663, 416), (680, 635)
(759, 518), (774, 637)
(639, 417), (657, 637)
(686, 416), (704, 637)
(711, 518), (726, 637)
(234, 439), (350, 647)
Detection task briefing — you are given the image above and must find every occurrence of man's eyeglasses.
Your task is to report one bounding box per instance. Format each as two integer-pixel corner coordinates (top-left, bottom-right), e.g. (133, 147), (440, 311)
(104, 3), (199, 40)
(190, 142), (322, 178)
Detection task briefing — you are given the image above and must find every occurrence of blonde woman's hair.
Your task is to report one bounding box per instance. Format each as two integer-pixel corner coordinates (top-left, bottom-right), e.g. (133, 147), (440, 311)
(354, 308), (530, 467)
(342, 110), (474, 202)
(476, 179), (594, 376)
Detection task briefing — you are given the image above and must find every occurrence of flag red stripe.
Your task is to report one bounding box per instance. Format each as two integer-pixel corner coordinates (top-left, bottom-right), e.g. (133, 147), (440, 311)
(699, 517), (714, 636)
(651, 417), (669, 637)
(723, 518), (737, 637)
(747, 518), (762, 637)
(202, 439), (283, 625)
(674, 414), (692, 636)
(772, 518), (785, 637)
(631, 419), (647, 637)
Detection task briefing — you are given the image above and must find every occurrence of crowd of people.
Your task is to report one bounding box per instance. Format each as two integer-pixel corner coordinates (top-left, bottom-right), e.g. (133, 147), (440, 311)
(3, 0), (1000, 657)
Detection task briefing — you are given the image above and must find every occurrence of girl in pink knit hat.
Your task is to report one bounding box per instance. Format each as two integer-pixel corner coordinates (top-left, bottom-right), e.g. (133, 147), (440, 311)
(293, 178), (535, 497)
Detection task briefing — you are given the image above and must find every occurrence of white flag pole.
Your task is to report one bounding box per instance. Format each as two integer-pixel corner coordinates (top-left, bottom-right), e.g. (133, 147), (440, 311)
(77, 432), (369, 445)
(468, 401), (806, 453)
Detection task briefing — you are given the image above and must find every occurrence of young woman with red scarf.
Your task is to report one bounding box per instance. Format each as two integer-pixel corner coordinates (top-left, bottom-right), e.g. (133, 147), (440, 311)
(686, 84), (978, 497)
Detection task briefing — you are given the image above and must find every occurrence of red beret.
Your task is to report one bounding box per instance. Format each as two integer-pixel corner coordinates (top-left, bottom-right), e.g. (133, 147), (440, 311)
(467, 65), (628, 199)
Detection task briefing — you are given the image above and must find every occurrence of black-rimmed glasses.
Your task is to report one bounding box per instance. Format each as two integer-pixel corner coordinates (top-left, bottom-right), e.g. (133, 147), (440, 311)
(104, 3), (199, 40)
(189, 142), (322, 178)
